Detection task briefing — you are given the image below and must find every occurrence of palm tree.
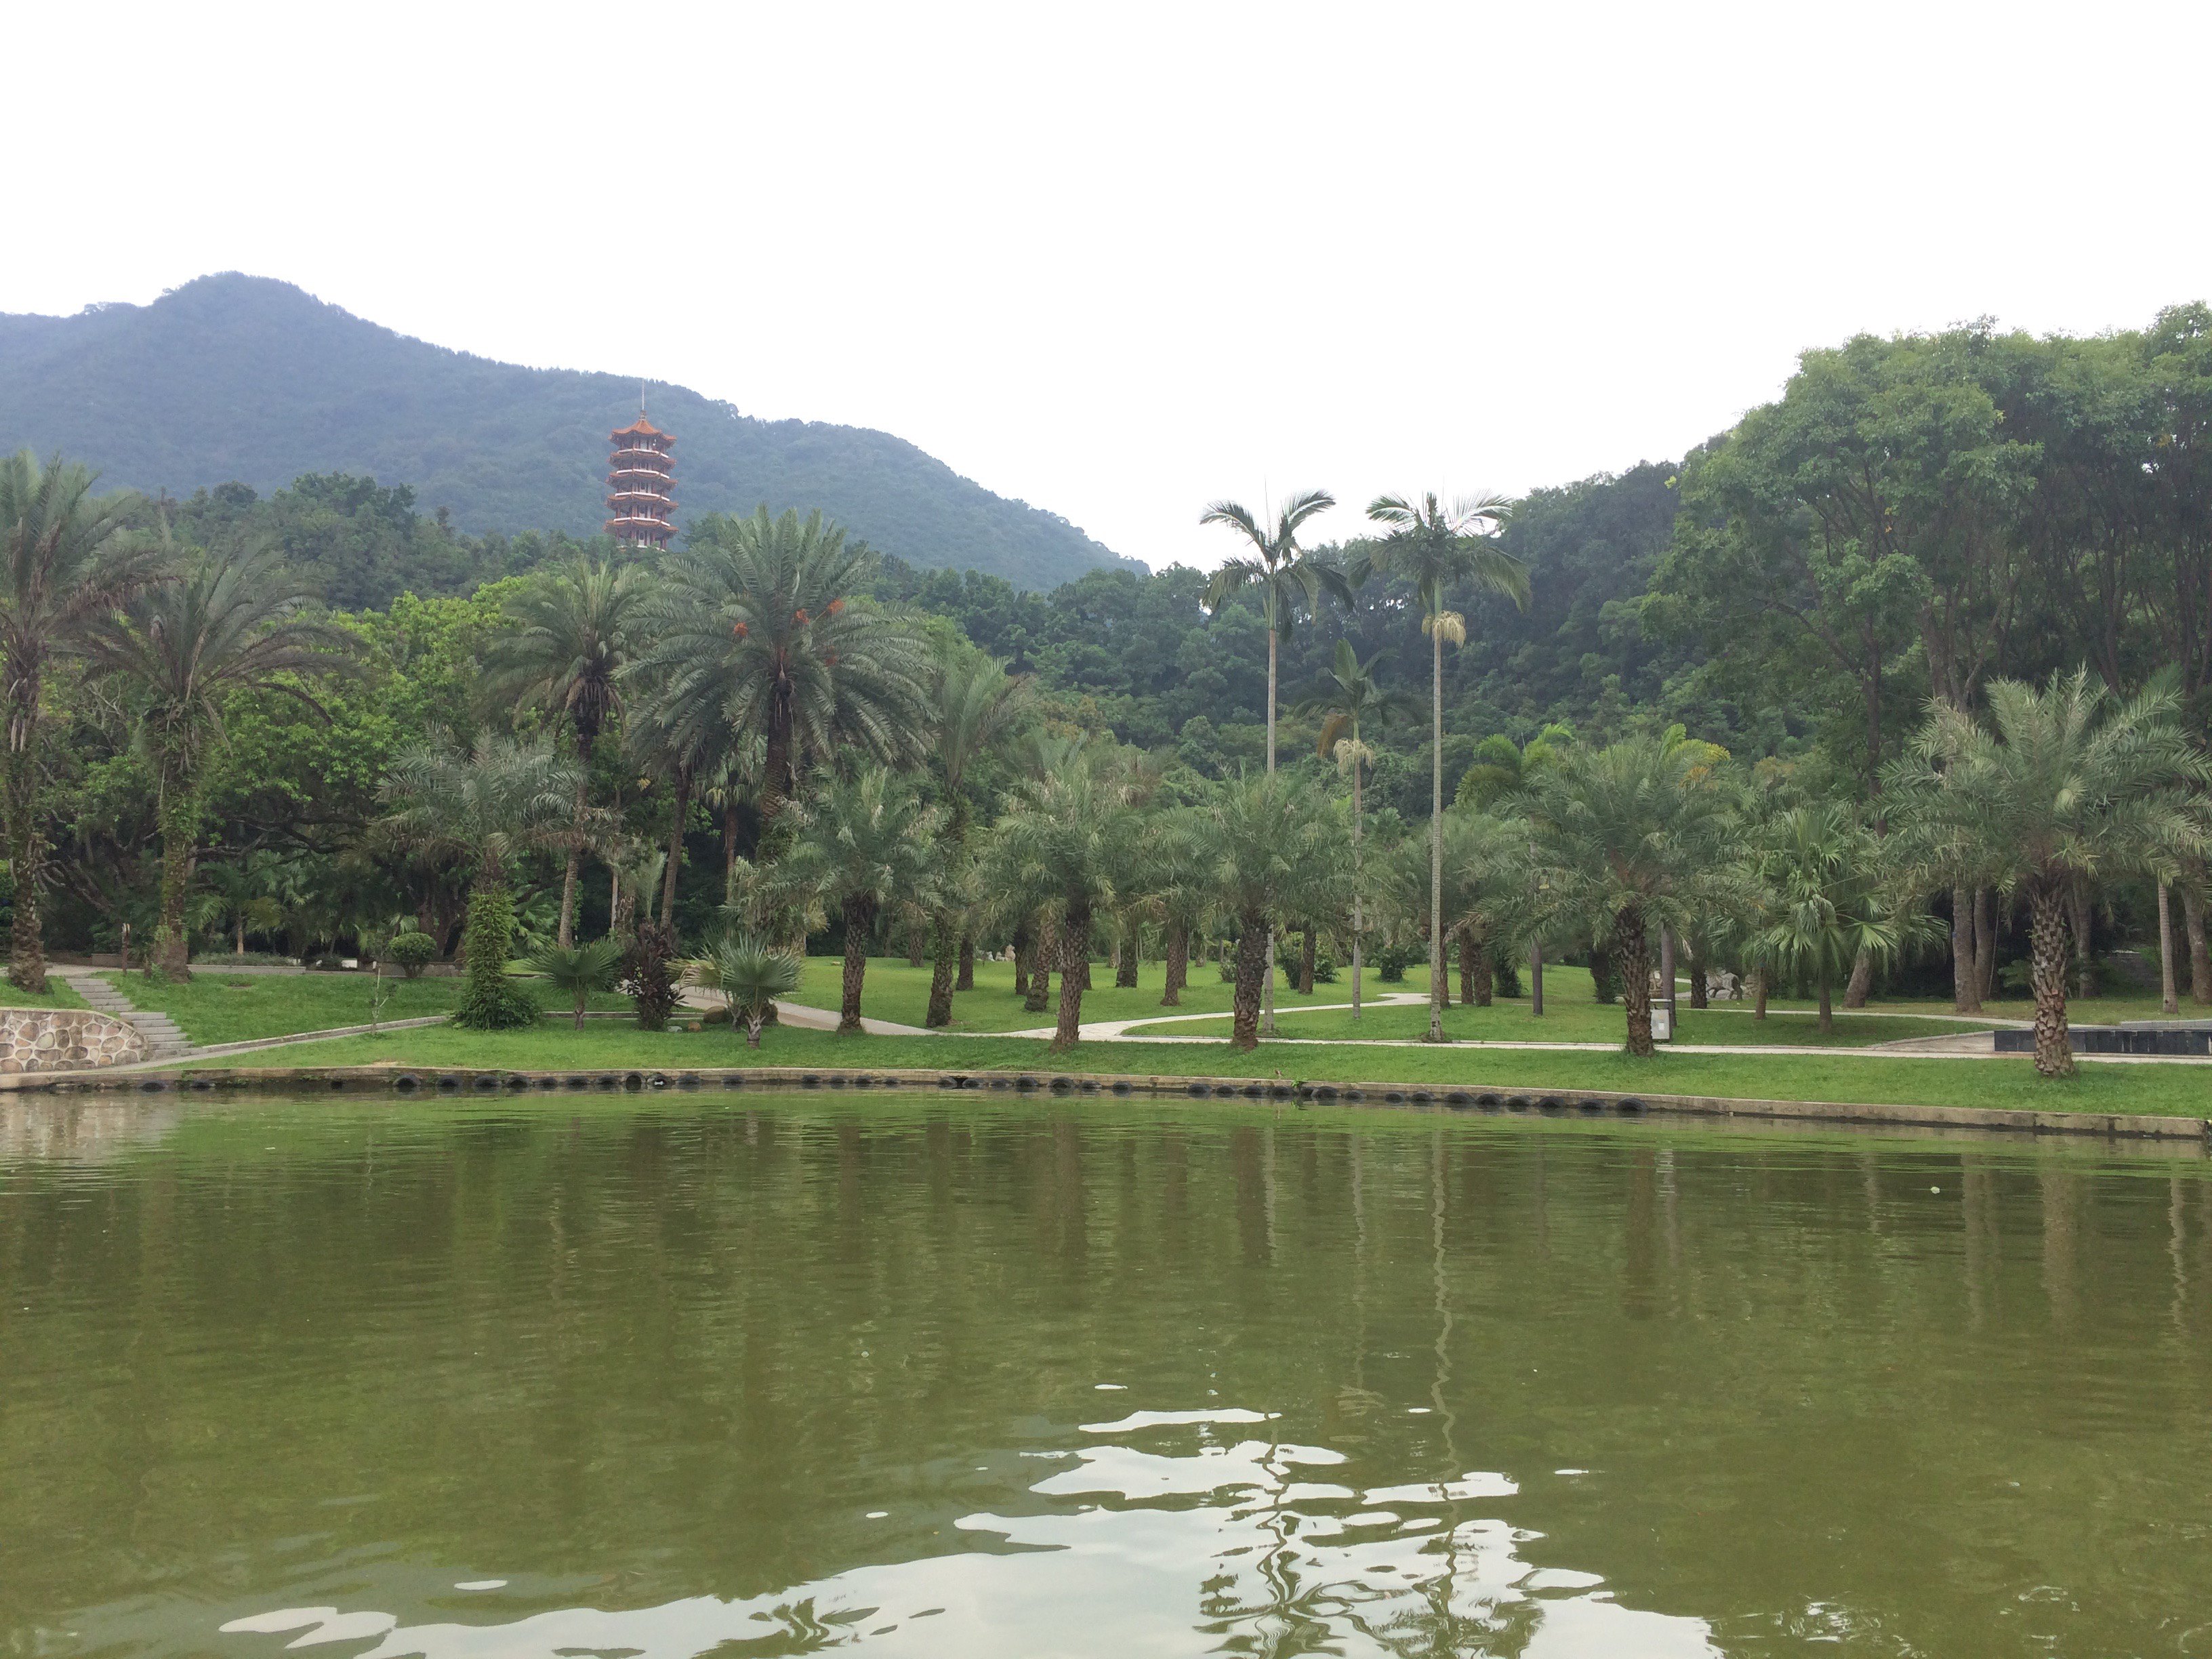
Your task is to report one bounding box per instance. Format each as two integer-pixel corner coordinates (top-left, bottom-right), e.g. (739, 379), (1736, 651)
(79, 546), (354, 978)
(1140, 806), (1214, 1007)
(639, 506), (933, 835)
(1202, 488), (1343, 1034)
(924, 644), (1036, 1024)
(988, 753), (1139, 1048)
(195, 849), (287, 960)
(1886, 672), (2205, 1076)
(699, 933), (804, 1046)
(1361, 491), (1528, 1042)
(527, 937), (623, 1029)
(0, 451), (167, 989)
(781, 766), (943, 1034)
(481, 556), (649, 946)
(1521, 732), (1742, 1058)
(1294, 639), (1408, 1019)
(380, 735), (581, 1029)
(1749, 802), (1927, 1034)
(1198, 773), (1336, 1050)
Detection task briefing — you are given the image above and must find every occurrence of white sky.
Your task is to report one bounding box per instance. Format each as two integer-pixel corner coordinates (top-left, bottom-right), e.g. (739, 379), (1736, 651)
(10, 1), (2209, 569)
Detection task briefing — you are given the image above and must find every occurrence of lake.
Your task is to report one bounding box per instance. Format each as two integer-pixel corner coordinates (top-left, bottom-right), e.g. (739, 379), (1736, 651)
(3, 1090), (2207, 1656)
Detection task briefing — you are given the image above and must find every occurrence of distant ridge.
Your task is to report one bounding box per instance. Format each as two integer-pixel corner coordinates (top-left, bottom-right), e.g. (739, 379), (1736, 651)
(0, 274), (1138, 590)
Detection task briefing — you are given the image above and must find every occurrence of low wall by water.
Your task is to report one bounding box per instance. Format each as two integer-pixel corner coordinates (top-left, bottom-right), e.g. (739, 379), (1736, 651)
(0, 1009), (147, 1073)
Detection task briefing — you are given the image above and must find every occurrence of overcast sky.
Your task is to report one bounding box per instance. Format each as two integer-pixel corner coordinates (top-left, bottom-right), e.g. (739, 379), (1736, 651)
(11, 1), (2209, 568)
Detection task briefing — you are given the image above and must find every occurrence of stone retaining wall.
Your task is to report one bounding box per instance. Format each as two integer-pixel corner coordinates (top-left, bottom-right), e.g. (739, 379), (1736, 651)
(0, 1009), (148, 1073)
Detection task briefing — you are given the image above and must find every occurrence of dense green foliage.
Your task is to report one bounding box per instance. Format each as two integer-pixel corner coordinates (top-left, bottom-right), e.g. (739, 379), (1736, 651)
(0, 274), (1138, 590)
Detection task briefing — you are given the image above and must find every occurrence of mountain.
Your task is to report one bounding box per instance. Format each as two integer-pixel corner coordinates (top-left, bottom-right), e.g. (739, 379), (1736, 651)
(0, 274), (1137, 590)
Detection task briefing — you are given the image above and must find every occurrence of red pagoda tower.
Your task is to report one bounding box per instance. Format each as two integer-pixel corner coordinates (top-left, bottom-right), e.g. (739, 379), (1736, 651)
(604, 411), (676, 548)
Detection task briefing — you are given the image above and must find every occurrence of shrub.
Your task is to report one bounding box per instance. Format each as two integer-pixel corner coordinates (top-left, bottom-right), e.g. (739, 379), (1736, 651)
(1374, 941), (1418, 983)
(621, 922), (681, 1031)
(1311, 950), (1338, 984)
(527, 938), (623, 1028)
(383, 931), (438, 979)
(453, 887), (539, 1029)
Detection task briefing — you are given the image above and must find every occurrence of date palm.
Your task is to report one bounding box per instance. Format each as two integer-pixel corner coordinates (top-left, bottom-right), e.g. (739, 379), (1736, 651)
(1887, 672), (2205, 1076)
(1294, 640), (1407, 1019)
(1202, 487), (1343, 1032)
(1198, 773), (1336, 1050)
(1521, 732), (1742, 1058)
(1360, 491), (1528, 1041)
(0, 451), (167, 989)
(987, 753), (1139, 1048)
(781, 765), (943, 1034)
(80, 544), (354, 978)
(924, 644), (1036, 1025)
(482, 556), (649, 946)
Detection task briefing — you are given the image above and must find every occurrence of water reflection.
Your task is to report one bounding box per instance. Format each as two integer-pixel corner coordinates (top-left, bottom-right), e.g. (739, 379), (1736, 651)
(218, 1419), (1711, 1657)
(0, 1097), (179, 1162)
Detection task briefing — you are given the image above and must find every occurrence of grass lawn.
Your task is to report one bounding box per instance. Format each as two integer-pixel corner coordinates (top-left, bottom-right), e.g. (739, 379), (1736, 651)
(798, 954), (1368, 1031)
(183, 1019), (2212, 1119)
(109, 970), (632, 1047)
(1147, 1000), (2001, 1048)
(0, 977), (84, 1010)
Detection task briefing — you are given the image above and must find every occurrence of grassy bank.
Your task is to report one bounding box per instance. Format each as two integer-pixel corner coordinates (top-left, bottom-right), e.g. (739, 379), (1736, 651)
(0, 979), (83, 1010)
(107, 971), (630, 1046)
(181, 1019), (2212, 1118)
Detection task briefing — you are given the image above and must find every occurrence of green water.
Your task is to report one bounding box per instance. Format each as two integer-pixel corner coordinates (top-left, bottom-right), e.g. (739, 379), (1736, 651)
(3, 1093), (2209, 1658)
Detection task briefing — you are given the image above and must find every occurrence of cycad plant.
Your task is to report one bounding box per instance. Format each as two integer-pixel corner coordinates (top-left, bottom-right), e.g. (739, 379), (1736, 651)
(527, 937), (623, 1029)
(702, 934), (804, 1046)
(380, 735), (580, 1029)
(781, 765), (943, 1034)
(1521, 731), (1742, 1057)
(81, 544), (354, 977)
(1359, 492), (1528, 1040)
(1887, 672), (2205, 1076)
(0, 451), (168, 989)
(482, 556), (649, 946)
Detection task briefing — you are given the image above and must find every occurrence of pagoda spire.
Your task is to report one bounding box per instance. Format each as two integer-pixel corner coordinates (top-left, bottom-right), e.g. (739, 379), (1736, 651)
(604, 403), (676, 550)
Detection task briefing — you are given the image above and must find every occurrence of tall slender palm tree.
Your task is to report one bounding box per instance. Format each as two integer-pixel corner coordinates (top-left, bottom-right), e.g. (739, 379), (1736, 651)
(1294, 640), (1407, 1020)
(1887, 672), (2205, 1076)
(1361, 492), (1528, 1041)
(380, 735), (581, 1029)
(1202, 487), (1343, 1033)
(79, 545), (355, 977)
(781, 765), (943, 1034)
(1521, 732), (1742, 1058)
(0, 451), (167, 989)
(924, 644), (1035, 1025)
(481, 556), (650, 946)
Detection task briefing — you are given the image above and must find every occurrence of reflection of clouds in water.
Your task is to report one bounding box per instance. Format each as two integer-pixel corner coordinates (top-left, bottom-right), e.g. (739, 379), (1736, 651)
(0, 1100), (178, 1164)
(218, 1424), (1717, 1658)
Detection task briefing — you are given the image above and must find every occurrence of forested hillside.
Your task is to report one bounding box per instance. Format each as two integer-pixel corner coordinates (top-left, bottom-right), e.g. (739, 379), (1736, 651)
(0, 273), (1134, 590)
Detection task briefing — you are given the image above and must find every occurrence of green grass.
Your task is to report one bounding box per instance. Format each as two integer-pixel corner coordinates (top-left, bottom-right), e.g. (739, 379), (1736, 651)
(796, 954), (1365, 1031)
(182, 1020), (2212, 1118)
(0, 977), (84, 1010)
(1147, 1000), (2001, 1048)
(106, 970), (631, 1047)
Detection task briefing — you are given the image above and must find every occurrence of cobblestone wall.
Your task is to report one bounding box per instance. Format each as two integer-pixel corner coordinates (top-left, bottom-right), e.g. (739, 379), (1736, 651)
(0, 1009), (148, 1073)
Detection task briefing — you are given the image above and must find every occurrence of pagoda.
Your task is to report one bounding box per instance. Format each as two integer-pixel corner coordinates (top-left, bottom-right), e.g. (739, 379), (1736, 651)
(604, 410), (676, 549)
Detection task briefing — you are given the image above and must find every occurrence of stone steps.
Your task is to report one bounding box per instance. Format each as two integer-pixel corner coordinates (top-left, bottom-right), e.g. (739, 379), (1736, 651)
(56, 972), (193, 1060)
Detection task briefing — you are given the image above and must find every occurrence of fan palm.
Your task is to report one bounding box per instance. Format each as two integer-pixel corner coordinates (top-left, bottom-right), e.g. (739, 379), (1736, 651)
(482, 556), (650, 945)
(1202, 487), (1344, 1032)
(379, 735), (581, 1029)
(1520, 732), (1743, 1057)
(924, 644), (1036, 1024)
(1294, 639), (1408, 1019)
(699, 933), (804, 1046)
(987, 753), (1139, 1048)
(0, 451), (167, 989)
(781, 765), (943, 1034)
(1748, 802), (1927, 1034)
(527, 937), (623, 1029)
(80, 545), (354, 977)
(1360, 491), (1528, 1041)
(1886, 672), (2206, 1076)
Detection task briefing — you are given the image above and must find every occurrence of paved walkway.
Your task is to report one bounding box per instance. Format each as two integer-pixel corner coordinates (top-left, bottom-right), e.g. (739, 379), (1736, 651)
(55, 970), (192, 1061)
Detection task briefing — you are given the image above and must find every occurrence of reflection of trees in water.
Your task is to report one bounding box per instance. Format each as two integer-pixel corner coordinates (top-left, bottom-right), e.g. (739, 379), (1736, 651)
(0, 1099), (179, 1162)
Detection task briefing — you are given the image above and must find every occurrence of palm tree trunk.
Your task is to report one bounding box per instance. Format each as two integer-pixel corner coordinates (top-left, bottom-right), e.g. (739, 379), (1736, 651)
(1162, 919), (1187, 1006)
(2184, 881), (2211, 1005)
(1616, 909), (1654, 1059)
(1842, 947), (1872, 1008)
(2027, 880), (2074, 1078)
(1115, 917), (1140, 987)
(905, 918), (925, 968)
(558, 848), (581, 950)
(1350, 760), (1364, 1023)
(838, 895), (870, 1035)
(236, 916), (246, 958)
(1687, 940), (1708, 1008)
(1457, 928), (1474, 1005)
(659, 764), (691, 930)
(926, 916), (957, 1028)
(1298, 925), (1316, 995)
(1753, 966), (1767, 1020)
(1263, 623), (1278, 1038)
(2159, 878), (2179, 1016)
(1010, 922), (1031, 998)
(1025, 916), (1052, 1014)
(2069, 885), (2095, 999)
(1426, 626), (1446, 1043)
(5, 677), (47, 993)
(956, 933), (976, 991)
(153, 784), (197, 979)
(1231, 911), (1269, 1051)
(1817, 970), (1834, 1035)
(1053, 899), (1090, 1049)
(1951, 882), (1982, 1013)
